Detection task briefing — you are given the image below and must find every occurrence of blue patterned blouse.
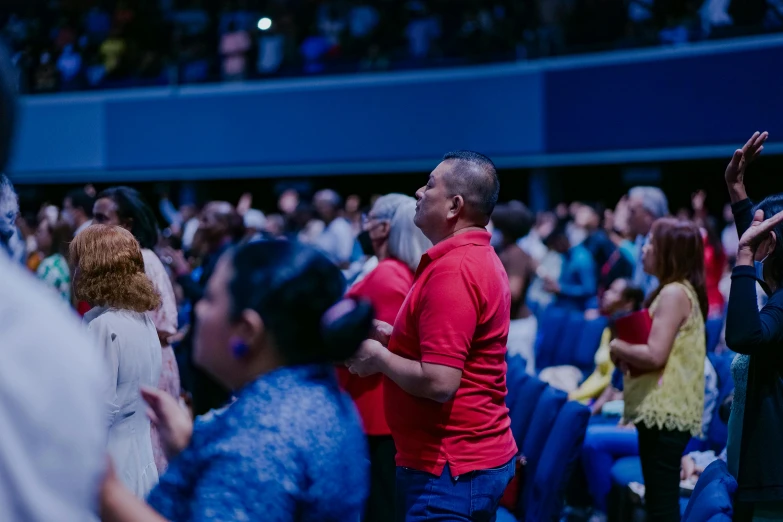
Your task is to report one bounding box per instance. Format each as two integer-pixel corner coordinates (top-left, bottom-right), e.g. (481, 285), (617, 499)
(147, 364), (369, 521)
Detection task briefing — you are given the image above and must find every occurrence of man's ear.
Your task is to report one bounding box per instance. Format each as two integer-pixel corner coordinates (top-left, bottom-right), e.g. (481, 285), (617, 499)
(448, 194), (465, 220)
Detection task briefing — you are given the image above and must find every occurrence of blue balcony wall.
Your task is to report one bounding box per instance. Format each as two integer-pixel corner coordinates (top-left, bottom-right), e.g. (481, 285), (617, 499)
(7, 34), (783, 183)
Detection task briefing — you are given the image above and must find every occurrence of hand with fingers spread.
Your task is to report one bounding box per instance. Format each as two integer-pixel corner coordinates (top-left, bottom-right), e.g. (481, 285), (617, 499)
(725, 131), (768, 202)
(141, 386), (193, 460)
(736, 209), (783, 267)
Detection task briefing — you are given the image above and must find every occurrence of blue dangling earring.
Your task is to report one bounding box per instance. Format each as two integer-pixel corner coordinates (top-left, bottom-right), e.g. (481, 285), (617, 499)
(230, 338), (249, 358)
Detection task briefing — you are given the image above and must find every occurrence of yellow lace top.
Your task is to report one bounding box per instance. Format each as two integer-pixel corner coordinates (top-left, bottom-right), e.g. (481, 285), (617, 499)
(623, 281), (705, 437)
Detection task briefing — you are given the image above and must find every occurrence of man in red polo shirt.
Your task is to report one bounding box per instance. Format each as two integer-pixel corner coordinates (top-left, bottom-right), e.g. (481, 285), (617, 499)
(347, 150), (517, 522)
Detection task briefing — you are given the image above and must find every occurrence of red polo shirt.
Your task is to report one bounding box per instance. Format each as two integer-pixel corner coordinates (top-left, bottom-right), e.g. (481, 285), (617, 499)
(337, 258), (413, 436)
(384, 229), (518, 476)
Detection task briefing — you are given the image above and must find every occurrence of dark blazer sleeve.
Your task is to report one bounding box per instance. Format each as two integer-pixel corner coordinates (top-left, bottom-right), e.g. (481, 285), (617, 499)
(732, 198), (754, 238)
(725, 265), (783, 355)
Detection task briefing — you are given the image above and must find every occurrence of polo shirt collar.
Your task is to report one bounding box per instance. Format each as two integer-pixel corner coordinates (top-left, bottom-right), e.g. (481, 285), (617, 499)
(423, 229), (491, 263)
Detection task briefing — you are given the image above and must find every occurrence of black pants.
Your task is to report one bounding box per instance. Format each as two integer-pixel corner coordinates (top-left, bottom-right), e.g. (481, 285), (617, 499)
(636, 424), (691, 522)
(365, 435), (396, 522)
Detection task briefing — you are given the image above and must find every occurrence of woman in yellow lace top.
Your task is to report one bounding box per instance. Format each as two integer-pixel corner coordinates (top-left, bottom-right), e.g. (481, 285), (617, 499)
(610, 218), (707, 522)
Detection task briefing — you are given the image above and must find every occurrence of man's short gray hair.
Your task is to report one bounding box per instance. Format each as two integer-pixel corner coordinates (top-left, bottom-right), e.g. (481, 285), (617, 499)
(628, 186), (669, 219)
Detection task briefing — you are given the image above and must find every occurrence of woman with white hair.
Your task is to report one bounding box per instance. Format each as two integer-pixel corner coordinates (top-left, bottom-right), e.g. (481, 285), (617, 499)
(336, 193), (431, 522)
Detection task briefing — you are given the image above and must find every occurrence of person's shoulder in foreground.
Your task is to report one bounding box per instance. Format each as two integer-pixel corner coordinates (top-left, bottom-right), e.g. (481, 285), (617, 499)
(0, 253), (105, 521)
(148, 364), (368, 522)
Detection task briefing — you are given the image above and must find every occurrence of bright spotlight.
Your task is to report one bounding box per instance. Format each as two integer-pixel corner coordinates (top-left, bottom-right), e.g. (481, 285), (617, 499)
(257, 17), (272, 31)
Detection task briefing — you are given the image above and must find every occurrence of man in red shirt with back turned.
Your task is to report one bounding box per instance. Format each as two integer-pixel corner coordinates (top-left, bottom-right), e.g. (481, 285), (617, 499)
(347, 150), (518, 522)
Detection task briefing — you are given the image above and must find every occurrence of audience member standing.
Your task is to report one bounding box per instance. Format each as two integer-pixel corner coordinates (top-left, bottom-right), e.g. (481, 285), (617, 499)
(71, 225), (162, 498)
(161, 201), (244, 416)
(610, 218), (707, 522)
(337, 194), (431, 522)
(543, 220), (598, 311)
(0, 174), (25, 264)
(101, 241), (372, 521)
(0, 44), (106, 521)
(93, 186), (180, 474)
(63, 187), (96, 237)
(492, 200), (537, 374)
(313, 189), (356, 268)
(722, 131), (783, 521)
(626, 186), (670, 295)
(34, 218), (72, 302)
(1, 240), (106, 521)
(347, 151), (517, 522)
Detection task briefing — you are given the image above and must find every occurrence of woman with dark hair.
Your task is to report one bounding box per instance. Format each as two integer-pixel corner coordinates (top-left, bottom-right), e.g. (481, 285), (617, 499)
(71, 225), (162, 498)
(34, 218), (73, 302)
(492, 200), (537, 373)
(94, 186), (180, 475)
(723, 131), (783, 520)
(100, 241), (372, 521)
(609, 218), (707, 522)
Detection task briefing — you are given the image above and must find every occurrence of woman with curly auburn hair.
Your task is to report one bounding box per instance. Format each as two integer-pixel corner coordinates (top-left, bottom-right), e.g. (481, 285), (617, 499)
(70, 225), (162, 498)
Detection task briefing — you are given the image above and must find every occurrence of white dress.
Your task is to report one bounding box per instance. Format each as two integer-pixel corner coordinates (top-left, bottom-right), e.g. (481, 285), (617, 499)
(85, 307), (162, 498)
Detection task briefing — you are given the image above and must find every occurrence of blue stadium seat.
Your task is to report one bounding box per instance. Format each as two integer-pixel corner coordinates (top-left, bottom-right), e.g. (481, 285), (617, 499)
(682, 460), (736, 522)
(706, 351), (735, 452)
(573, 316), (609, 375)
(522, 401), (590, 521)
(507, 369), (548, 446)
(550, 311), (585, 369)
(534, 307), (570, 370)
(502, 372), (590, 521)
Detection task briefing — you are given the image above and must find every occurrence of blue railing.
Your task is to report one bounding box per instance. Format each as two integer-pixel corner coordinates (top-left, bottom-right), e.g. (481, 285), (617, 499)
(9, 34), (783, 184)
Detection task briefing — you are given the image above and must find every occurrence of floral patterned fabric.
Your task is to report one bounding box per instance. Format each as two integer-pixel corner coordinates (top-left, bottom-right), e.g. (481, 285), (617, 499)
(36, 253), (70, 302)
(141, 249), (180, 474)
(147, 365), (369, 522)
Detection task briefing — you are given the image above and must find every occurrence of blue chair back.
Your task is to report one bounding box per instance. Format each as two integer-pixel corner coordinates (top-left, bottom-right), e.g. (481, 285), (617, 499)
(522, 400), (590, 522)
(573, 316), (608, 375)
(507, 374), (548, 448)
(517, 386), (567, 519)
(682, 460), (736, 522)
(706, 352), (735, 452)
(551, 311), (585, 368)
(534, 306), (570, 370)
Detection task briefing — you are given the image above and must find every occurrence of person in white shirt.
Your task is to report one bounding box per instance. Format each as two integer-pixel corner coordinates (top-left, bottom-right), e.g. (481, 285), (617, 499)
(313, 189), (356, 267)
(71, 225), (163, 498)
(0, 44), (106, 521)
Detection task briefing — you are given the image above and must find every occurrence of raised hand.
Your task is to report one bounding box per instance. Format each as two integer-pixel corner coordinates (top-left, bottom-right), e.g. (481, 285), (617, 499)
(736, 209), (783, 266)
(142, 386), (193, 460)
(725, 132), (768, 201)
(691, 190), (706, 212)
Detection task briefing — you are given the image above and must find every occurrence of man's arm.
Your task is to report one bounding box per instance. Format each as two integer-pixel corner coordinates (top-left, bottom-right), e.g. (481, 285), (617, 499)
(376, 346), (462, 403)
(348, 271), (477, 403)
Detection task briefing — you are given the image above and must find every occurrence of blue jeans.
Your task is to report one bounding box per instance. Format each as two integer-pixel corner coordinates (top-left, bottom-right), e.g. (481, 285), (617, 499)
(395, 459), (515, 522)
(581, 424), (639, 511)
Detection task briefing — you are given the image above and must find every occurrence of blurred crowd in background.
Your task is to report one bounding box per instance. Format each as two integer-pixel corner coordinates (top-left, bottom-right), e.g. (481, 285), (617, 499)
(1, 0), (781, 94)
(3, 174), (740, 359)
